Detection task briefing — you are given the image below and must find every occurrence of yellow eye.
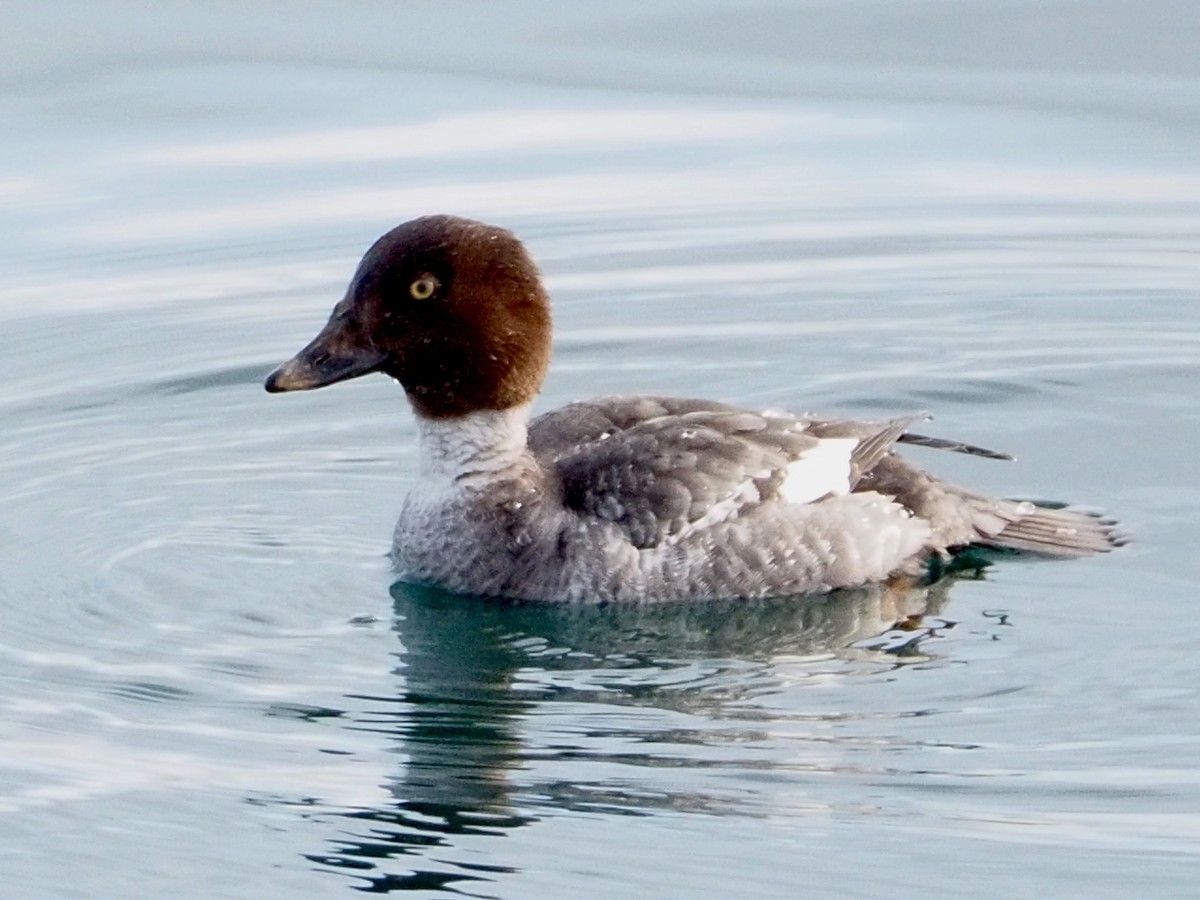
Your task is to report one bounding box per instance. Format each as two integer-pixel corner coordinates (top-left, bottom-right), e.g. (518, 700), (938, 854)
(409, 276), (438, 300)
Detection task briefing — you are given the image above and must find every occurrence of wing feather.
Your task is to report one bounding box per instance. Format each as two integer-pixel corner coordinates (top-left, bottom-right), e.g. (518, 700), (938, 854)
(533, 397), (922, 550)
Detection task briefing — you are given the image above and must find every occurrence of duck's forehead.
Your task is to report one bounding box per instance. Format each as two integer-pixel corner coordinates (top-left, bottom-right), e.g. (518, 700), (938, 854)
(362, 217), (514, 273)
(363, 225), (445, 270)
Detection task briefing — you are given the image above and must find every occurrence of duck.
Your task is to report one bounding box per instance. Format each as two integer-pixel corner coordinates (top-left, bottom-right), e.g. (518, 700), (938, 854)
(265, 215), (1123, 603)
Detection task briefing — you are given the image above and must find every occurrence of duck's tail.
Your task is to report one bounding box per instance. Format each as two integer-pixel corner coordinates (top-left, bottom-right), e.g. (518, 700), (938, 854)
(967, 498), (1127, 558)
(856, 453), (1127, 559)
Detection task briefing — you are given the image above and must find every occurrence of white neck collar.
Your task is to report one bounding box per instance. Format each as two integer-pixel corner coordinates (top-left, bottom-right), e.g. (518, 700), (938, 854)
(414, 403), (533, 483)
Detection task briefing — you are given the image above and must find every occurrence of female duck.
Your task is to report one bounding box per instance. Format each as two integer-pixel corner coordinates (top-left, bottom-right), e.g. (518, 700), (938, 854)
(265, 215), (1121, 603)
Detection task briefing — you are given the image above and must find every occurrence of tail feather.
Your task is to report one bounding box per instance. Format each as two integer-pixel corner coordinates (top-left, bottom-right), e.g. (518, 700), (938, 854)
(853, 452), (1126, 560)
(972, 500), (1127, 558)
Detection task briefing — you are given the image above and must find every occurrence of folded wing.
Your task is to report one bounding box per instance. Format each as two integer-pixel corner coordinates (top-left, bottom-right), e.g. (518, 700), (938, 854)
(531, 397), (920, 551)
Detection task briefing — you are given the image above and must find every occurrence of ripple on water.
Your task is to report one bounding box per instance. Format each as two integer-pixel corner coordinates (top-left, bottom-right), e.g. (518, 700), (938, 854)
(1, 34), (1198, 896)
(0, 347), (403, 833)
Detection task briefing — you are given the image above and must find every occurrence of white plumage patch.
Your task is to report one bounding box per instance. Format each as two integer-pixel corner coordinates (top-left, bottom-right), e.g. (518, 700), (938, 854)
(415, 403), (533, 483)
(779, 437), (858, 505)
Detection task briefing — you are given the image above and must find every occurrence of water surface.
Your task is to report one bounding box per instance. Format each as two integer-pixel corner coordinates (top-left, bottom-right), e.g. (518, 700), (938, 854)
(2, 3), (1199, 898)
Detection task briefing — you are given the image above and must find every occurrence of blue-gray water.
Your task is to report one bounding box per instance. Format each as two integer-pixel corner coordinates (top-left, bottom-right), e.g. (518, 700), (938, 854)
(3, 2), (1199, 897)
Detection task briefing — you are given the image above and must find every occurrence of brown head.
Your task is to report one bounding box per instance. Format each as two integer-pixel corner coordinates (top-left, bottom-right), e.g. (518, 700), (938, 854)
(264, 215), (552, 419)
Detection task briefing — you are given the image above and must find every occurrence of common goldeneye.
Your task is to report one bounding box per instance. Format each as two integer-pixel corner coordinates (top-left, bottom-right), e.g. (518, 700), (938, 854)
(265, 215), (1122, 603)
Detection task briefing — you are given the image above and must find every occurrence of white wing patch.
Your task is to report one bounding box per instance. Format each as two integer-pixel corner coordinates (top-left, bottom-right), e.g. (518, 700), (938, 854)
(779, 437), (858, 505)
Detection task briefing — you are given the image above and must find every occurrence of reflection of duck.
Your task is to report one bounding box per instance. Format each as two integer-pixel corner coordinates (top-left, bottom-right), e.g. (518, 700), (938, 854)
(391, 576), (958, 669)
(309, 577), (964, 890)
(266, 215), (1122, 602)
